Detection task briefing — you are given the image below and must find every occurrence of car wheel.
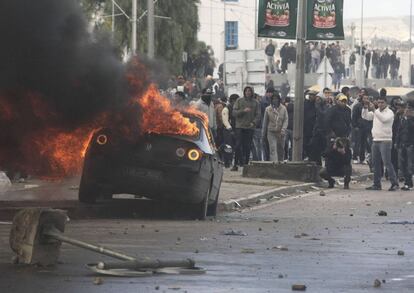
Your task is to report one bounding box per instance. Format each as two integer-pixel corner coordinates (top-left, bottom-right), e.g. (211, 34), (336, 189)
(191, 183), (211, 220)
(78, 175), (99, 204)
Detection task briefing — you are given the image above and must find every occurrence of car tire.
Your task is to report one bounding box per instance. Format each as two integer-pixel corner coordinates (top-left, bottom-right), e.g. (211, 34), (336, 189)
(78, 175), (99, 204)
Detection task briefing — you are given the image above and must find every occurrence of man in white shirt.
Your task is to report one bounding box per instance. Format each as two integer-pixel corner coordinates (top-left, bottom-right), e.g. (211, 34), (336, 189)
(362, 96), (399, 191)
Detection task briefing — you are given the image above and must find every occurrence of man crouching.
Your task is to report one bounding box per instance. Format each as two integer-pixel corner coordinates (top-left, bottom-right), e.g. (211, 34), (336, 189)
(320, 137), (352, 189)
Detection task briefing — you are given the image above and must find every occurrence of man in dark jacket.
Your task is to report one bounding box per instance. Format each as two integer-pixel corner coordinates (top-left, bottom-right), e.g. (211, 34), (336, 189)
(280, 43), (289, 73)
(326, 94), (352, 139)
(352, 90), (372, 163)
(303, 90), (318, 159)
(233, 86), (261, 168)
(284, 96), (294, 161)
(365, 50), (371, 78)
(265, 40), (276, 73)
(396, 101), (414, 190)
(309, 93), (329, 165)
(320, 137), (352, 189)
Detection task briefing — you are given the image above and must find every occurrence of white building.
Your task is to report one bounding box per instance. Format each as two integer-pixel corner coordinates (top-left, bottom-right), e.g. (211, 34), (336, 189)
(197, 0), (259, 71)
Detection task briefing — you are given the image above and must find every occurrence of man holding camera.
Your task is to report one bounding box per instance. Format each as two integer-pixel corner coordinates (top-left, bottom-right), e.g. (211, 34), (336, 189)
(362, 96), (399, 191)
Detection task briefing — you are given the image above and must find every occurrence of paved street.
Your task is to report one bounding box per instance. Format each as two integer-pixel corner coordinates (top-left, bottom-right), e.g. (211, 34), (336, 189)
(1, 179), (414, 292)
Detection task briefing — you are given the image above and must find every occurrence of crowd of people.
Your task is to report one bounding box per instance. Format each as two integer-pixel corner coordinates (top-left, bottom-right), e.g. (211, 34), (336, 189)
(264, 40), (402, 85)
(167, 74), (414, 192)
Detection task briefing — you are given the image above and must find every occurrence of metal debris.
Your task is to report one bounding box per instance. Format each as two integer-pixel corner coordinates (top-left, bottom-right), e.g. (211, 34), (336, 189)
(241, 248), (255, 254)
(292, 284), (306, 291)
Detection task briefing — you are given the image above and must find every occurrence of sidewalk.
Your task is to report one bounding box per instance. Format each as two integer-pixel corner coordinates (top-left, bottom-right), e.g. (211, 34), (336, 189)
(0, 163), (372, 220)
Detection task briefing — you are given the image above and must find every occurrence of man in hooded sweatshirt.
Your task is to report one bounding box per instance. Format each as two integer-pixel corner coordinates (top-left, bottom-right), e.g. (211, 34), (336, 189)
(232, 86), (261, 169)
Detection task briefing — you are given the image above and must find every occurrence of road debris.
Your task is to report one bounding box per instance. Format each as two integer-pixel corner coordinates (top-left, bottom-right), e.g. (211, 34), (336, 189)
(273, 219), (280, 223)
(378, 211), (388, 216)
(373, 279), (381, 288)
(93, 277), (103, 285)
(221, 229), (248, 236)
(398, 250), (405, 256)
(385, 220), (414, 225)
(241, 248), (255, 254)
(272, 245), (289, 251)
(319, 191), (326, 196)
(292, 284), (307, 291)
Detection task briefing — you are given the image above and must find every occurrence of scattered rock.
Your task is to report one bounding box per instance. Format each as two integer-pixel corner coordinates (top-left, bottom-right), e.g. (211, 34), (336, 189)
(292, 284), (306, 291)
(241, 248), (255, 254)
(382, 280), (386, 284)
(366, 203), (371, 206)
(319, 191), (326, 196)
(155, 286), (160, 290)
(177, 237), (181, 241)
(194, 249), (199, 254)
(257, 198), (267, 204)
(398, 250), (405, 256)
(294, 235), (302, 238)
(258, 227), (262, 231)
(349, 214), (354, 217)
(278, 274), (284, 279)
(221, 229), (248, 236)
(272, 245), (288, 251)
(378, 210), (388, 216)
(141, 224), (145, 228)
(93, 277), (103, 285)
(373, 279), (381, 288)
(168, 287), (181, 290)
(301, 233), (309, 237)
(273, 219), (279, 223)
(309, 238), (321, 241)
(155, 229), (159, 232)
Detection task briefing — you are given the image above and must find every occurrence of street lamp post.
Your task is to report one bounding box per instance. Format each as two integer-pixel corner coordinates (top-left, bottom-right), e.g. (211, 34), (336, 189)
(359, 0), (364, 86)
(292, 0), (306, 161)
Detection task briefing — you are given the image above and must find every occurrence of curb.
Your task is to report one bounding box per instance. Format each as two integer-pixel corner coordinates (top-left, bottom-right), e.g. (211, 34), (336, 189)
(218, 172), (373, 212)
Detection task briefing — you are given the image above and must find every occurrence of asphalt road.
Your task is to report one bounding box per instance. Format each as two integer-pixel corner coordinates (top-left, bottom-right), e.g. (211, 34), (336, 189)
(1, 180), (414, 292)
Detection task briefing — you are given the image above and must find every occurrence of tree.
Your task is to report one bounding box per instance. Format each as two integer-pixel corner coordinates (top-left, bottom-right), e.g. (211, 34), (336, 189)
(80, 0), (200, 74)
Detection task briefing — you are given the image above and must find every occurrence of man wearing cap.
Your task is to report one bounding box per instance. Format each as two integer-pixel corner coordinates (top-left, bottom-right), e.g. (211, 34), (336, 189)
(362, 96), (399, 191)
(325, 93), (352, 139)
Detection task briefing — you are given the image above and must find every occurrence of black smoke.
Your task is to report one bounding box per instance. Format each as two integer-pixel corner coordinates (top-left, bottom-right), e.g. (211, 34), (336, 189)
(0, 0), (131, 124)
(0, 0), (155, 177)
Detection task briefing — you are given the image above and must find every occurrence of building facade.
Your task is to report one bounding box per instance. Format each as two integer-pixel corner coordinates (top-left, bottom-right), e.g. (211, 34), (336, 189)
(197, 0), (258, 71)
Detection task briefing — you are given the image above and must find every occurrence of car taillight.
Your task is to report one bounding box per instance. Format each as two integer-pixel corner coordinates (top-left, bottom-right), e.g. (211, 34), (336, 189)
(96, 134), (108, 145)
(176, 147), (186, 158)
(188, 149), (201, 161)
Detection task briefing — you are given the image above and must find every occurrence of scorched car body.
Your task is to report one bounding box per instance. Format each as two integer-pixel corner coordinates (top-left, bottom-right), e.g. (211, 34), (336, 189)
(78, 116), (223, 219)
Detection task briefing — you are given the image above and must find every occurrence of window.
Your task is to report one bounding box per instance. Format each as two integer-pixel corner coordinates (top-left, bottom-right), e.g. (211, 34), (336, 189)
(225, 21), (238, 49)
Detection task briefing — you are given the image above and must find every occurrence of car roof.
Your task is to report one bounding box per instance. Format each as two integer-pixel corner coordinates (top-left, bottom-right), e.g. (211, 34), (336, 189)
(383, 87), (414, 97)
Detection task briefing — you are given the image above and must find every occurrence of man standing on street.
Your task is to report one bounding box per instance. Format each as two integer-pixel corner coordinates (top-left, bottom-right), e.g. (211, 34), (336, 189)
(362, 96), (399, 191)
(233, 86), (261, 168)
(265, 40), (276, 74)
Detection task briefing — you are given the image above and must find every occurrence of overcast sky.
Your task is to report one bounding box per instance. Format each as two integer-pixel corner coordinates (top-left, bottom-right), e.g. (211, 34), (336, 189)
(343, 0), (412, 19)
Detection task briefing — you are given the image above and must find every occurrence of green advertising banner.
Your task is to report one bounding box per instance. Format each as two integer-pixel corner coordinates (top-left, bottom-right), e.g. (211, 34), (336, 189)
(258, 0), (298, 39)
(306, 0), (345, 40)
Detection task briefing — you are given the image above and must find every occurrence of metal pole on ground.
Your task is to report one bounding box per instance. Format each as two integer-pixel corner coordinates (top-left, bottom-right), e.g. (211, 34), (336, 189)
(292, 0), (306, 161)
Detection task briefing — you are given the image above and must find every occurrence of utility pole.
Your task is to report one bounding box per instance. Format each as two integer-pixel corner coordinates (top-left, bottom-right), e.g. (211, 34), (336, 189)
(147, 0), (155, 58)
(350, 22), (355, 53)
(359, 0), (364, 86)
(131, 0), (137, 55)
(254, 0), (258, 49)
(292, 0), (306, 162)
(112, 0), (115, 33)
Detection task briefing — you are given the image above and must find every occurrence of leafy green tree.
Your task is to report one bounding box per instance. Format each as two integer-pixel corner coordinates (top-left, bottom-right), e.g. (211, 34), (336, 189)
(80, 0), (200, 74)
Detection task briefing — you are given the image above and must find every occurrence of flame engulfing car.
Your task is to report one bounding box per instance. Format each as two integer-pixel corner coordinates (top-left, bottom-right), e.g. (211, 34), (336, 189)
(78, 115), (223, 219)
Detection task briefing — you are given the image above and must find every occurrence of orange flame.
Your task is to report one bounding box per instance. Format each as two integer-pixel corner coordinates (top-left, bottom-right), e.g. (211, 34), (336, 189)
(138, 84), (205, 137)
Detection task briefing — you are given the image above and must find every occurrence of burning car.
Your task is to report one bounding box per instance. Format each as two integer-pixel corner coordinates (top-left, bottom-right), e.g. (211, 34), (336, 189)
(78, 114), (223, 219)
